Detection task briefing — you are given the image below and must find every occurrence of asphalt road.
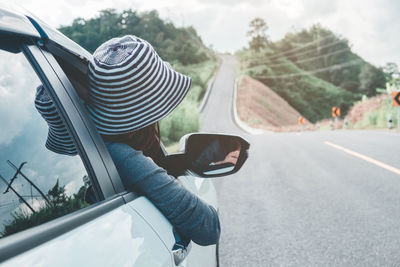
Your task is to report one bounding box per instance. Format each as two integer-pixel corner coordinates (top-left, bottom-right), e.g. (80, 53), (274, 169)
(201, 55), (400, 266)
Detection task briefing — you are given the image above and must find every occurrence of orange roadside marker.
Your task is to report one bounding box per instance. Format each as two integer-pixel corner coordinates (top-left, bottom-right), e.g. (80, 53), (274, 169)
(332, 107), (340, 117)
(393, 92), (400, 106)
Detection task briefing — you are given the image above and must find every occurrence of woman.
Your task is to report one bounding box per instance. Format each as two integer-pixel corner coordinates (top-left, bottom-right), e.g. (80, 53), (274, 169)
(85, 35), (220, 246)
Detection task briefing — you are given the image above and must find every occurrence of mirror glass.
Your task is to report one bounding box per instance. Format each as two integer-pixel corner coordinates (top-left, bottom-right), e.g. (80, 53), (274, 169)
(187, 134), (247, 177)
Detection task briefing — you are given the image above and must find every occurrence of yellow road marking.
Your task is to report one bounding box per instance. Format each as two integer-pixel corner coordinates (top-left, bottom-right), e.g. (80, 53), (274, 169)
(324, 141), (400, 176)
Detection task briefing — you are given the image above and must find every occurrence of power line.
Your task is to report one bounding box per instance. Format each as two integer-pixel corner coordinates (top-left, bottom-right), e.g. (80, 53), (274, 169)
(260, 38), (349, 64)
(6, 160), (51, 206)
(263, 34), (336, 59)
(0, 174), (35, 213)
(259, 47), (351, 68)
(243, 38), (349, 68)
(254, 59), (363, 79)
(265, 34), (345, 60)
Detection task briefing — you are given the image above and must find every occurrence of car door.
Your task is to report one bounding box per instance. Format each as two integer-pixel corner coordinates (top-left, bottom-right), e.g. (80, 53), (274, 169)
(176, 174), (218, 267)
(0, 31), (174, 266)
(41, 31), (221, 267)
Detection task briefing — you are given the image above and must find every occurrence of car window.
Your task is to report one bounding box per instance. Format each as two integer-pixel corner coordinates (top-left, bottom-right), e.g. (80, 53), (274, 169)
(0, 46), (94, 239)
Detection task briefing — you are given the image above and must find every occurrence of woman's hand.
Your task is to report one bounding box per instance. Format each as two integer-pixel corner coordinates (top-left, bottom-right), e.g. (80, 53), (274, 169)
(214, 149), (240, 165)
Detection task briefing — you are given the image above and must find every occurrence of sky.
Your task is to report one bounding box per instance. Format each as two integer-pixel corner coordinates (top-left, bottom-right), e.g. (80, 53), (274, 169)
(10, 0), (400, 67)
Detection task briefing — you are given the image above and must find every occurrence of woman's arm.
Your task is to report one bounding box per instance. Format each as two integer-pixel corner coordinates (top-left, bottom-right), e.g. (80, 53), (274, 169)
(105, 141), (221, 246)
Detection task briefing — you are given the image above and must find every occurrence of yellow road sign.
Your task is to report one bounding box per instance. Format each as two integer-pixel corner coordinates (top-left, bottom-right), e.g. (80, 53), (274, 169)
(393, 91), (400, 106)
(332, 107), (340, 117)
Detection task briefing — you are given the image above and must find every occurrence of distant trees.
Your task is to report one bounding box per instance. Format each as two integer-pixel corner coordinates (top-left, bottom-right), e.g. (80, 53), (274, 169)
(358, 64), (386, 96)
(1, 180), (88, 238)
(239, 23), (389, 121)
(247, 18), (269, 52)
(58, 9), (217, 146)
(59, 9), (211, 65)
(383, 62), (400, 88)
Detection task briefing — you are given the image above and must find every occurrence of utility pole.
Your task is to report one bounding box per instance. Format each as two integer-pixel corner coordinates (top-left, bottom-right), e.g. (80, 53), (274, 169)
(0, 174), (35, 213)
(4, 162), (26, 193)
(6, 160), (51, 206)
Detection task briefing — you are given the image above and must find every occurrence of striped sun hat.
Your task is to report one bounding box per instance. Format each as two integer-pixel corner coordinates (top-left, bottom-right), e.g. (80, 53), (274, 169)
(87, 35), (192, 135)
(34, 85), (78, 156)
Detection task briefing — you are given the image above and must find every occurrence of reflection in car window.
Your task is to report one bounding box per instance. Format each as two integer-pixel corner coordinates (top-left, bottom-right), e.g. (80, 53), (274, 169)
(0, 47), (92, 239)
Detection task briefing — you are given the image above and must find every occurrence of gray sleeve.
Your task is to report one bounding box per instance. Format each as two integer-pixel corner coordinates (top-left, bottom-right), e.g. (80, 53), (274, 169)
(106, 142), (221, 246)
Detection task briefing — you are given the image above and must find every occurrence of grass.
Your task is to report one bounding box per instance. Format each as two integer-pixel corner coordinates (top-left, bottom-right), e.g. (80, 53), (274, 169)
(159, 59), (218, 146)
(353, 96), (398, 129)
(319, 124), (331, 131)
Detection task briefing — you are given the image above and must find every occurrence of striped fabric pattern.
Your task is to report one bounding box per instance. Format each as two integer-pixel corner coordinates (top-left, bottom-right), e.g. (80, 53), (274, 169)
(34, 85), (78, 156)
(87, 35), (192, 135)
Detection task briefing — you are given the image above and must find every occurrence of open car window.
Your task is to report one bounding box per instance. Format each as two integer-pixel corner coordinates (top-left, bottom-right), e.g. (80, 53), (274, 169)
(0, 39), (97, 239)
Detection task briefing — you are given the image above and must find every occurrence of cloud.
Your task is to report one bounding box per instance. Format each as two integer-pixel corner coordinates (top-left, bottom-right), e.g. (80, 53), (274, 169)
(0, 51), (39, 145)
(295, 0), (400, 66)
(12, 0), (400, 66)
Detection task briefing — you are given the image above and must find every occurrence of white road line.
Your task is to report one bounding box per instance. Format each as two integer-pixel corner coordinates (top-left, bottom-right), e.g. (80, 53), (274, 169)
(324, 141), (400, 176)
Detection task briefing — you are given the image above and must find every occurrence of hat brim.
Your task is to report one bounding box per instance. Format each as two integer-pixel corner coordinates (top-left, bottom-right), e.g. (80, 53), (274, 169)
(35, 85), (78, 156)
(87, 36), (192, 135)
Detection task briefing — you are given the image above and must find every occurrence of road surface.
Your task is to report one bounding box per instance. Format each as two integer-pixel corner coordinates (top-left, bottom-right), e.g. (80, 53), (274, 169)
(201, 55), (400, 266)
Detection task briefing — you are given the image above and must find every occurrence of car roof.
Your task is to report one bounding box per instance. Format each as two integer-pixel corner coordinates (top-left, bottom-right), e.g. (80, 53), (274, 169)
(0, 4), (40, 39)
(0, 3), (92, 61)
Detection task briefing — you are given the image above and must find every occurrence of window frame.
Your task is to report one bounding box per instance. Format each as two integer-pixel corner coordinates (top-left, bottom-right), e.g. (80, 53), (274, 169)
(39, 40), (126, 196)
(26, 44), (119, 198)
(0, 35), (134, 262)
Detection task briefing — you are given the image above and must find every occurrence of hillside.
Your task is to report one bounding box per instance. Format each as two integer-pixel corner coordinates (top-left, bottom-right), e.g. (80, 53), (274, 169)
(59, 9), (212, 66)
(346, 93), (398, 129)
(237, 75), (307, 130)
(237, 24), (386, 123)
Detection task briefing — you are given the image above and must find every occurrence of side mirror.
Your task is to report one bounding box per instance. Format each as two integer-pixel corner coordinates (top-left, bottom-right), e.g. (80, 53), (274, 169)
(163, 133), (250, 178)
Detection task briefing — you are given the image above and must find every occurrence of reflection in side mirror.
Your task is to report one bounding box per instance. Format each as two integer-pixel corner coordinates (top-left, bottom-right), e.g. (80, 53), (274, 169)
(185, 133), (250, 178)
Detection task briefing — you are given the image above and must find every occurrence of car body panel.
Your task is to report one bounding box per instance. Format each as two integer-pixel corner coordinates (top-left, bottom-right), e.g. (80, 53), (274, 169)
(178, 175), (218, 209)
(127, 177), (219, 267)
(2, 204), (173, 267)
(0, 5), (40, 39)
(126, 197), (176, 252)
(26, 12), (92, 61)
(177, 175), (218, 267)
(0, 3), (91, 62)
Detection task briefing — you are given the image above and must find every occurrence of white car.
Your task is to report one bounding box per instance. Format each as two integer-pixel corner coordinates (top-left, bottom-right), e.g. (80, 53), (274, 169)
(0, 4), (249, 266)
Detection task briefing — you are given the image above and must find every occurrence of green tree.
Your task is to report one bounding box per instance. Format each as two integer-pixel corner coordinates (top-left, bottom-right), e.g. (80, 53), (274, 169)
(247, 18), (269, 52)
(359, 64), (386, 96)
(1, 180), (88, 238)
(47, 179), (67, 206)
(58, 9), (212, 65)
(383, 62), (400, 88)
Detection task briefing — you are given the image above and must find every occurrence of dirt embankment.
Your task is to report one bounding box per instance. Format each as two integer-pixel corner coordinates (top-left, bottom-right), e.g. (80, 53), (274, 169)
(236, 75), (397, 132)
(236, 75), (312, 131)
(346, 94), (388, 125)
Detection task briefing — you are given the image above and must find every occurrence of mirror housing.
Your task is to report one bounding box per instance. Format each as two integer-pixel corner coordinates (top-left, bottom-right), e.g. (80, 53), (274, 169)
(162, 133), (250, 178)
